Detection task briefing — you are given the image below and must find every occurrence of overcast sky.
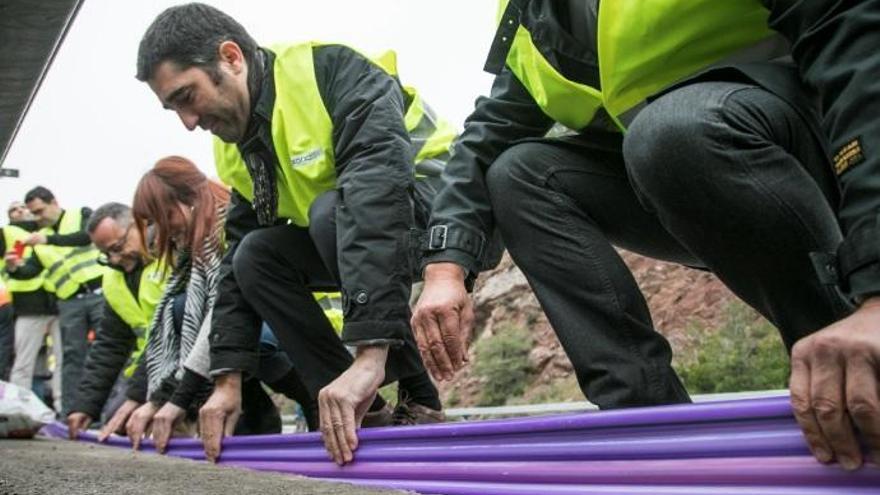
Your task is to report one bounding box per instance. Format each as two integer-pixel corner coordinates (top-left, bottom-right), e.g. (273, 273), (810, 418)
(1, 0), (496, 214)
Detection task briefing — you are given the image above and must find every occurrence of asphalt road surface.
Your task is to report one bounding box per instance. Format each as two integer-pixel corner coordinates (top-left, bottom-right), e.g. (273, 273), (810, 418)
(0, 437), (409, 495)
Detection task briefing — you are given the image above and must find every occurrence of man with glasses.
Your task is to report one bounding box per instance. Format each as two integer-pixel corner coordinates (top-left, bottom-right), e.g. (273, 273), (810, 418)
(67, 202), (167, 440)
(8, 186), (105, 415)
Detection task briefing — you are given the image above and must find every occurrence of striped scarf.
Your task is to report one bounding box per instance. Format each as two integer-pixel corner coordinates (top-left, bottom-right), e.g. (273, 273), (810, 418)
(146, 205), (227, 396)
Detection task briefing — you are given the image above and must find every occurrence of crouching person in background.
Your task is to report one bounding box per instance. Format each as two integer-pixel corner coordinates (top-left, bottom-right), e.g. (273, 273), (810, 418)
(66, 202), (167, 440)
(126, 156), (319, 453)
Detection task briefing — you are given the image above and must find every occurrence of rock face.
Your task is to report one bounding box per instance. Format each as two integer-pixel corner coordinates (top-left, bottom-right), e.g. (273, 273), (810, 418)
(437, 250), (739, 407)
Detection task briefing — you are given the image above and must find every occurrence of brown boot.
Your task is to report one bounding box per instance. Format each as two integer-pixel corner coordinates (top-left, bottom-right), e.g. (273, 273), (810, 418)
(360, 403), (394, 428)
(392, 398), (446, 426)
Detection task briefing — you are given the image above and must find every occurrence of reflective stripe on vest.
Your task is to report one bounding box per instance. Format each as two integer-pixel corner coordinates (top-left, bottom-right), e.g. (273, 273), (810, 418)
(313, 291), (343, 335)
(404, 90), (457, 178)
(34, 209), (105, 299)
(215, 42), (456, 226)
(102, 260), (168, 377)
(1, 225), (46, 294)
(499, 0), (784, 131)
(372, 49), (457, 176)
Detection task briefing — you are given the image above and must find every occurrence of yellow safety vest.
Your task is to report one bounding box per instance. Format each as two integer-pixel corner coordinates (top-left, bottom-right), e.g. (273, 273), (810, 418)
(33, 209), (106, 300)
(215, 42), (457, 227)
(1, 225), (47, 295)
(499, 0), (785, 131)
(102, 259), (168, 377)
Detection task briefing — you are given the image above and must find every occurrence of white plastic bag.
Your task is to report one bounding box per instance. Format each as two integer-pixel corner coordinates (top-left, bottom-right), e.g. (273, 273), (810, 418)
(0, 380), (56, 438)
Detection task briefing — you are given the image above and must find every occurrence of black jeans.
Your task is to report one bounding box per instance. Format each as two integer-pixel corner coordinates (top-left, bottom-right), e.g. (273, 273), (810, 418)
(0, 304), (13, 381)
(487, 81), (851, 409)
(233, 191), (434, 400)
(57, 292), (104, 416)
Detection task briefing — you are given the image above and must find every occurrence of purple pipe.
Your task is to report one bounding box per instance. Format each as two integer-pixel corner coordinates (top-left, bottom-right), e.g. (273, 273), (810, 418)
(41, 396), (880, 495)
(226, 457), (880, 486)
(171, 417), (799, 452)
(48, 396), (795, 444)
(324, 478), (880, 495)
(44, 406), (815, 464)
(341, 395), (796, 442)
(227, 396), (799, 445)
(166, 427), (810, 462)
(46, 396), (797, 451)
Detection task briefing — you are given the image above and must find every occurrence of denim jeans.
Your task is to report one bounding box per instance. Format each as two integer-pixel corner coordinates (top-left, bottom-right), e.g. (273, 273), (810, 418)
(486, 81), (851, 409)
(256, 323), (293, 384)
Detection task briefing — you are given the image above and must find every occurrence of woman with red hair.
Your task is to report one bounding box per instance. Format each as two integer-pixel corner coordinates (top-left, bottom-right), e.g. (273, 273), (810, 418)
(123, 156), (313, 452)
(132, 155), (230, 272)
(122, 155), (230, 450)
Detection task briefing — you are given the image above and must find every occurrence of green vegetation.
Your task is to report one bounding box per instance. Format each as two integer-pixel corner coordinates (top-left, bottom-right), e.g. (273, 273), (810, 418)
(675, 301), (789, 394)
(467, 300), (789, 409)
(525, 374), (583, 404)
(471, 323), (535, 406)
(445, 386), (461, 408)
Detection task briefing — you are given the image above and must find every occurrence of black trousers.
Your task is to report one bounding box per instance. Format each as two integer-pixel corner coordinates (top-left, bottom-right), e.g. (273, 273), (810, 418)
(232, 191), (431, 399)
(486, 81), (851, 409)
(0, 304), (13, 381)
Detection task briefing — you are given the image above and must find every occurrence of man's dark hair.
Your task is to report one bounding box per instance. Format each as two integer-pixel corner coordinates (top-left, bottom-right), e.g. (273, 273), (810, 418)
(87, 202), (132, 234)
(24, 186), (55, 204)
(136, 2), (259, 82)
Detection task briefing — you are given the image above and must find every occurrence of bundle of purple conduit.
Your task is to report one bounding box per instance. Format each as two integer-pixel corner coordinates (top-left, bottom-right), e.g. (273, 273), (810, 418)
(44, 395), (880, 494)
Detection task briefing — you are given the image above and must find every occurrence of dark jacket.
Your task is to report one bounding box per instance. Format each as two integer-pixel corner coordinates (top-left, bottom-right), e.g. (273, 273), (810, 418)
(210, 45), (416, 375)
(761, 0), (880, 302)
(425, 0), (835, 284)
(69, 266), (147, 419)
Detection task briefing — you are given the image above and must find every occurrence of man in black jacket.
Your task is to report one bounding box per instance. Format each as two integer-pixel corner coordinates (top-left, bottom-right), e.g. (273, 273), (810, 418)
(413, 0), (878, 470)
(136, 4), (445, 464)
(758, 0), (880, 471)
(66, 203), (152, 440)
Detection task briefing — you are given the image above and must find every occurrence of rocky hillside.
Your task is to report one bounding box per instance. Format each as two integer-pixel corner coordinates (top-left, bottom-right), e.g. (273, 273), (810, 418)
(437, 250), (743, 407)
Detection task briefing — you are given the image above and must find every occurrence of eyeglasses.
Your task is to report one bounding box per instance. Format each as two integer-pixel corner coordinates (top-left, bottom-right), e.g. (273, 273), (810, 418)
(99, 223), (134, 258)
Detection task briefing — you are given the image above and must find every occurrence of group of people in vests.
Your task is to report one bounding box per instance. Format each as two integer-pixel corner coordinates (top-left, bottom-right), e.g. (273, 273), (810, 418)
(3, 0), (878, 472)
(2, 189), (104, 418)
